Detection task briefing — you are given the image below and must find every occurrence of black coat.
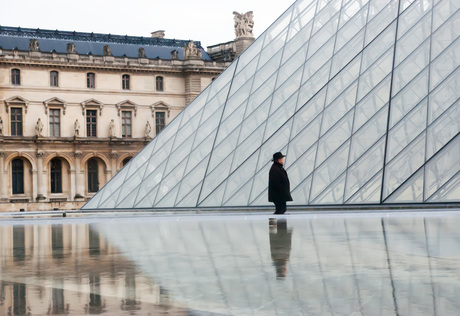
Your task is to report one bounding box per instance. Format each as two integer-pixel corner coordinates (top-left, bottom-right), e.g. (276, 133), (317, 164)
(268, 162), (293, 202)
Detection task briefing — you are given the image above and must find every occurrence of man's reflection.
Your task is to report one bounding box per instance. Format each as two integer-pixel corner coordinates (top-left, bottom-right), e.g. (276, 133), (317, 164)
(269, 218), (293, 280)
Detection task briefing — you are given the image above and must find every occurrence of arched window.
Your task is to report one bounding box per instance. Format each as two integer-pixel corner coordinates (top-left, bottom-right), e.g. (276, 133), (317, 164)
(50, 71), (59, 87)
(122, 157), (131, 166)
(87, 158), (99, 193)
(122, 74), (130, 90)
(50, 159), (62, 193)
(87, 72), (95, 88)
(12, 159), (24, 194)
(11, 69), (20, 85)
(156, 76), (164, 91)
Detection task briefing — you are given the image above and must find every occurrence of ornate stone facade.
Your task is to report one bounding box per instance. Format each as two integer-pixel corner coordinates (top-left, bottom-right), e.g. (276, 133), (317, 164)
(0, 27), (229, 211)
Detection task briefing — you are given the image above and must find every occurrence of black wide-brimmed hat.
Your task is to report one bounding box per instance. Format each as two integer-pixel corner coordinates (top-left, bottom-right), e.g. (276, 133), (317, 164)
(272, 152), (286, 161)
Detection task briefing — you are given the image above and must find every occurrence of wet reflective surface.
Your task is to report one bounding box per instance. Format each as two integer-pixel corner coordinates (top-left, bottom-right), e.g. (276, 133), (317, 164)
(1, 210), (460, 315)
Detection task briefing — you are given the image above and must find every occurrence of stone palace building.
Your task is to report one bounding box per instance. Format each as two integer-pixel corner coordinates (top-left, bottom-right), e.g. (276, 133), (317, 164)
(0, 25), (252, 211)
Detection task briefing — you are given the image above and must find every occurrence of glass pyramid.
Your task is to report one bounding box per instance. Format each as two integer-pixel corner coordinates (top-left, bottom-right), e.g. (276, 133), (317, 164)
(83, 0), (460, 210)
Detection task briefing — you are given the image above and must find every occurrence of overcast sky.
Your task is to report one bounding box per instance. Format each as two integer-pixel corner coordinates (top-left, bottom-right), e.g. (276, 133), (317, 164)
(0, 0), (292, 48)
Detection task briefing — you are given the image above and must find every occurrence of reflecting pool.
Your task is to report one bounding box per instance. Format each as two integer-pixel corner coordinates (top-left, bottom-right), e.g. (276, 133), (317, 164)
(1, 210), (460, 315)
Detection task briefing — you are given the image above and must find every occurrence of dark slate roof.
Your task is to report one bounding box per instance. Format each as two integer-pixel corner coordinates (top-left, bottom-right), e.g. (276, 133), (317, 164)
(0, 26), (212, 60)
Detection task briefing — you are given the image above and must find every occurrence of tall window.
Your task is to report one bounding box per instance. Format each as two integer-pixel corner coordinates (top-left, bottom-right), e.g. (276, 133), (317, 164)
(87, 72), (95, 88)
(122, 74), (130, 90)
(87, 158), (99, 193)
(49, 109), (60, 137)
(11, 107), (23, 136)
(50, 159), (62, 194)
(121, 111), (132, 138)
(50, 71), (59, 87)
(86, 110), (97, 137)
(11, 69), (20, 85)
(156, 76), (164, 91)
(12, 159), (24, 194)
(122, 157), (131, 166)
(155, 112), (165, 134)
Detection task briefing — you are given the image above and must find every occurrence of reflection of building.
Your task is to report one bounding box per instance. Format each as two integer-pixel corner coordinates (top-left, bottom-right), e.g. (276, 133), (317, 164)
(0, 27), (230, 211)
(84, 0), (460, 210)
(0, 223), (189, 315)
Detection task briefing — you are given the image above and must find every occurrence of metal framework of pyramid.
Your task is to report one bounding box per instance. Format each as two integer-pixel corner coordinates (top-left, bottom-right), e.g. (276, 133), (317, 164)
(83, 0), (460, 210)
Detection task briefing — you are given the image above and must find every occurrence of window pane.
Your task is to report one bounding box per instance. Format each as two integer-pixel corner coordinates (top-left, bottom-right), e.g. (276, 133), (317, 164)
(122, 111), (132, 137)
(86, 110), (97, 137)
(50, 71), (59, 87)
(87, 73), (95, 88)
(11, 107), (23, 136)
(155, 112), (165, 134)
(11, 69), (20, 85)
(49, 109), (60, 137)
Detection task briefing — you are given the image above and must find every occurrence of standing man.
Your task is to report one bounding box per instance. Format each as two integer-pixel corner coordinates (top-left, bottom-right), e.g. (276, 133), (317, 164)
(268, 152), (293, 214)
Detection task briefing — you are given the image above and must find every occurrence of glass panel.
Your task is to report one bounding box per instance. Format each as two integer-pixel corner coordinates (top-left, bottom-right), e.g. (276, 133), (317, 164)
(247, 72), (277, 114)
(426, 100), (460, 159)
(311, 141), (350, 201)
(209, 62), (237, 96)
(224, 155), (258, 203)
(395, 14), (432, 66)
(238, 100), (270, 142)
(258, 28), (288, 70)
(307, 13), (340, 58)
(335, 4), (368, 52)
(397, 0), (432, 40)
(312, 0), (341, 35)
(231, 124), (265, 173)
(302, 39), (335, 83)
(133, 160), (168, 206)
(134, 186), (159, 209)
(155, 159), (187, 204)
(358, 48), (394, 102)
(346, 170), (382, 204)
(299, 60), (331, 105)
(326, 56), (361, 105)
(95, 166), (130, 208)
(113, 162), (150, 207)
(277, 46), (308, 89)
(198, 180), (226, 207)
(290, 175), (313, 205)
(257, 122), (292, 171)
(288, 1), (316, 42)
(387, 98), (427, 161)
(432, 0), (460, 31)
(392, 40), (430, 96)
(365, 0), (399, 46)
(431, 9), (460, 60)
(425, 134), (460, 199)
(207, 127), (240, 173)
(265, 92), (299, 141)
(249, 163), (271, 204)
(367, 0), (392, 21)
(176, 158), (209, 206)
(345, 138), (385, 201)
(385, 168), (424, 203)
(316, 111), (353, 167)
(331, 29), (365, 78)
(350, 105), (388, 164)
(427, 171), (460, 202)
(283, 22), (312, 64)
(340, 0), (370, 29)
(293, 88), (326, 136)
(390, 68), (429, 127)
(176, 184), (201, 207)
(430, 37), (460, 90)
(156, 185), (180, 208)
(229, 58), (257, 97)
(223, 179), (254, 206)
(200, 154), (233, 203)
(287, 115), (321, 164)
(288, 145), (317, 190)
(222, 80), (252, 122)
(252, 50), (283, 92)
(312, 173), (346, 204)
(360, 21), (396, 72)
(354, 75), (391, 131)
(117, 185), (142, 209)
(234, 38), (264, 75)
(185, 132), (215, 175)
(383, 132), (426, 199)
(321, 81), (358, 135)
(270, 70), (302, 116)
(428, 67), (460, 123)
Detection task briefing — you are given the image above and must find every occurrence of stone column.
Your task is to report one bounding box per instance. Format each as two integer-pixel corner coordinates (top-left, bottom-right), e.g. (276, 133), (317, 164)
(36, 152), (46, 201)
(110, 153), (118, 178)
(74, 152), (84, 200)
(70, 170), (76, 202)
(0, 151), (7, 201)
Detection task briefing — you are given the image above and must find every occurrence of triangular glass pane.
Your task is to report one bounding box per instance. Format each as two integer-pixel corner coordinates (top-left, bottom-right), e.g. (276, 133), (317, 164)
(385, 168), (424, 203)
(258, 122), (292, 171)
(431, 9), (460, 60)
(383, 132), (426, 199)
(425, 134), (460, 199)
(176, 184), (201, 208)
(430, 37), (460, 90)
(428, 67), (460, 124)
(335, 3), (368, 52)
(365, 0), (399, 46)
(117, 185), (142, 209)
(312, 173), (346, 204)
(156, 185), (181, 208)
(231, 124), (265, 173)
(287, 114), (321, 164)
(290, 175), (313, 205)
(198, 181), (226, 207)
(133, 160), (168, 206)
(250, 189), (272, 207)
(288, 145), (317, 190)
(134, 186), (160, 209)
(155, 159), (187, 204)
(97, 186), (123, 209)
(224, 154), (258, 202)
(427, 172), (460, 202)
(360, 21), (396, 72)
(331, 29), (365, 78)
(223, 178), (254, 207)
(346, 171), (383, 204)
(176, 158), (209, 205)
(249, 163), (271, 204)
(432, 0), (460, 31)
(199, 154), (234, 203)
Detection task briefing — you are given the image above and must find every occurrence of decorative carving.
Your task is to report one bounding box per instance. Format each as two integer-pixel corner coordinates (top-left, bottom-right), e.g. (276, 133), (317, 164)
(74, 119), (80, 136)
(109, 119), (116, 138)
(35, 118), (43, 137)
(36, 151), (44, 158)
(103, 45), (112, 56)
(0, 151), (5, 157)
(74, 151), (82, 158)
(233, 11), (254, 38)
(171, 49), (179, 60)
(144, 121), (152, 138)
(110, 152), (118, 159)
(138, 47), (146, 58)
(184, 40), (202, 59)
(0, 116), (3, 136)
(67, 42), (76, 53)
(29, 38), (39, 51)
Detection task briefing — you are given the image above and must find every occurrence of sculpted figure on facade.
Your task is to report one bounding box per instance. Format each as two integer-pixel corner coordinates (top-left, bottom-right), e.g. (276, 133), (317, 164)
(0, 116), (3, 135)
(35, 118), (43, 136)
(29, 38), (40, 51)
(138, 47), (146, 58)
(103, 45), (112, 56)
(171, 49), (179, 60)
(184, 40), (201, 59)
(67, 42), (76, 53)
(109, 119), (116, 137)
(144, 121), (152, 138)
(74, 119), (80, 136)
(233, 11), (254, 38)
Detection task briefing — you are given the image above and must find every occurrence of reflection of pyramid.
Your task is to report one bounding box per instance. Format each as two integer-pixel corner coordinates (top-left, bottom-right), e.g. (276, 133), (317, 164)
(83, 0), (460, 210)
